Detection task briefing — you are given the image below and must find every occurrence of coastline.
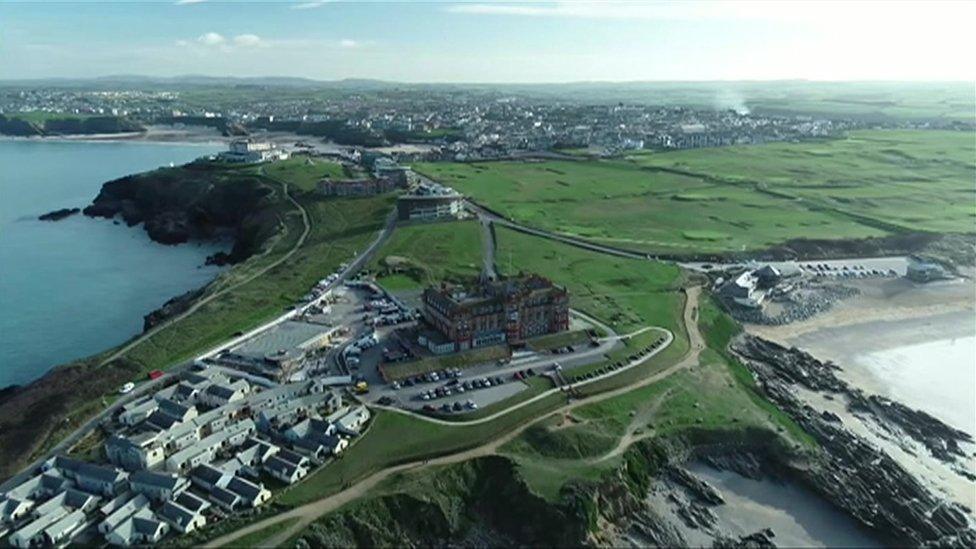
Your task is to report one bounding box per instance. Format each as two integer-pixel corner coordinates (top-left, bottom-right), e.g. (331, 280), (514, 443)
(0, 125), (228, 146)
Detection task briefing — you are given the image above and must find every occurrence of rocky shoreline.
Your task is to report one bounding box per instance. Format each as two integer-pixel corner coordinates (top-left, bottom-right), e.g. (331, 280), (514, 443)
(37, 207), (80, 221)
(730, 335), (975, 546)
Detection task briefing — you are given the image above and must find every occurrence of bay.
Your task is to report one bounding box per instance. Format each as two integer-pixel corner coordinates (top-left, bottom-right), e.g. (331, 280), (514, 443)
(0, 139), (225, 388)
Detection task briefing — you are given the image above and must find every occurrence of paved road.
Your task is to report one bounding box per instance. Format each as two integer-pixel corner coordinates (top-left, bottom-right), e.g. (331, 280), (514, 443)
(466, 200), (652, 261)
(478, 214), (498, 280)
(207, 287), (702, 548)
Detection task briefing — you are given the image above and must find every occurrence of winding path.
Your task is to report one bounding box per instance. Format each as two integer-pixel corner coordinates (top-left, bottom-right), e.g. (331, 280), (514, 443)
(207, 287), (703, 548)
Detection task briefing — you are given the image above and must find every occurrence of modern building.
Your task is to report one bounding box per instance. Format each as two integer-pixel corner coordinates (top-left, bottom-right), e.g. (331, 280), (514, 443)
(396, 182), (464, 222)
(105, 433), (166, 471)
(421, 274), (569, 353)
(219, 139), (289, 163)
(45, 456), (128, 498)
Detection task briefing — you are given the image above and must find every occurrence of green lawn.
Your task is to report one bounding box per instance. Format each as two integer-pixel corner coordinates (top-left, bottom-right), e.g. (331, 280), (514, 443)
(370, 220), (483, 291)
(262, 156), (352, 192)
(416, 130), (975, 255)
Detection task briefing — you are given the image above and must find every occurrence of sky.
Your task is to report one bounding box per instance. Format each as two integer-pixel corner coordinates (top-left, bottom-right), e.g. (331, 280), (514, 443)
(1, 0), (974, 83)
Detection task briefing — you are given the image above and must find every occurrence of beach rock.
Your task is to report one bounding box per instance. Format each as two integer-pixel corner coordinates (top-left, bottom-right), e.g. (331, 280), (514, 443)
(143, 287), (205, 332)
(731, 335), (976, 545)
(668, 466), (725, 505)
(713, 528), (777, 548)
(37, 207), (80, 221)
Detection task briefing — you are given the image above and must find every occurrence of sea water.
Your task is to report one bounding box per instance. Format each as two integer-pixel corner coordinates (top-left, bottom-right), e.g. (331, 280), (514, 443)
(0, 139), (224, 388)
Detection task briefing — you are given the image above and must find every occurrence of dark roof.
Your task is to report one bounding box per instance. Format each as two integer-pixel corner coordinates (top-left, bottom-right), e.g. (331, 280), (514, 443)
(175, 492), (208, 514)
(130, 470), (184, 491)
(206, 384), (238, 400)
(132, 516), (165, 536)
(226, 477), (263, 501)
(54, 455), (125, 484)
(159, 501), (196, 527)
(276, 449), (308, 466)
(146, 410), (180, 430)
(265, 456), (301, 476)
(209, 486), (239, 507)
(158, 399), (193, 418)
(190, 465), (226, 486)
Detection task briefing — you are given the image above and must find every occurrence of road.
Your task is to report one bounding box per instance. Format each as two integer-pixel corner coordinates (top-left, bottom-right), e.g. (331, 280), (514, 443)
(206, 287), (702, 548)
(466, 200), (652, 261)
(479, 214), (499, 280)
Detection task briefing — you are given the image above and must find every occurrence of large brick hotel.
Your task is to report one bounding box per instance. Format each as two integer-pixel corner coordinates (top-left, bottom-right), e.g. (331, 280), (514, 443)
(421, 274), (570, 353)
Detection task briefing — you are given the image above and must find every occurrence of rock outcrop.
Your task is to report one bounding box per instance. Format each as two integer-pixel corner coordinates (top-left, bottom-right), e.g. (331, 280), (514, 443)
(38, 207), (80, 221)
(83, 162), (278, 264)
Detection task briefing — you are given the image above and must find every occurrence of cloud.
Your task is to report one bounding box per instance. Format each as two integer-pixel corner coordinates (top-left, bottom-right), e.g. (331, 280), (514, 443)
(174, 0), (207, 5)
(292, 0), (334, 10)
(339, 39), (359, 49)
(175, 39), (190, 47)
(197, 32), (226, 46)
(444, 0), (975, 28)
(233, 34), (263, 47)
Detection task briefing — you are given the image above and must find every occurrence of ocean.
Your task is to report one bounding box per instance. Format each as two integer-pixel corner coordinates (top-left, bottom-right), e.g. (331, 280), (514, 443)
(0, 139), (225, 388)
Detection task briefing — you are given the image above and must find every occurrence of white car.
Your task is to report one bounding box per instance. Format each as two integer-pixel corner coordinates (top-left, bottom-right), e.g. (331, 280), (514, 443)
(118, 382), (135, 395)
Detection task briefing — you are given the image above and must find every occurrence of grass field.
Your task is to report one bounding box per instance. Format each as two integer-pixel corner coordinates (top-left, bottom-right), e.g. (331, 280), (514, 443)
(369, 220), (483, 291)
(261, 156), (353, 192)
(416, 130), (975, 255)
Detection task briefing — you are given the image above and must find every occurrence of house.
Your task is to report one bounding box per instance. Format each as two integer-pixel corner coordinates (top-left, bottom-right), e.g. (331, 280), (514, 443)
(156, 399), (199, 424)
(165, 419), (256, 473)
(335, 406), (371, 436)
(119, 397), (158, 426)
(207, 486), (241, 511)
(174, 492), (210, 515)
(8, 508), (69, 548)
(42, 508), (86, 546)
(275, 449), (310, 470)
(1, 497), (34, 525)
(99, 494), (150, 535)
(129, 471), (189, 502)
(264, 455), (307, 485)
(158, 500), (206, 534)
(238, 438), (279, 465)
(225, 477), (271, 508)
(34, 488), (100, 515)
(106, 508), (168, 546)
(321, 434), (349, 455)
(188, 465), (232, 493)
(199, 380), (250, 408)
(105, 433), (165, 471)
(46, 456), (128, 498)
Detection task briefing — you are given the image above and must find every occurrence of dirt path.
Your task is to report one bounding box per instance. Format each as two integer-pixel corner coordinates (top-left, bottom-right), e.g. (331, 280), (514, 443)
(98, 181), (311, 368)
(208, 287), (703, 548)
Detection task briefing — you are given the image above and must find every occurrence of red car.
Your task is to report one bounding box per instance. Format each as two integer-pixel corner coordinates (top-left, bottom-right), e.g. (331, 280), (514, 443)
(148, 370), (164, 380)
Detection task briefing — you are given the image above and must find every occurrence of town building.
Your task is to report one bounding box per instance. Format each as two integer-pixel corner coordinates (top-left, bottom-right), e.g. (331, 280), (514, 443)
(219, 139), (288, 163)
(396, 181), (464, 222)
(421, 274), (569, 353)
(318, 176), (405, 197)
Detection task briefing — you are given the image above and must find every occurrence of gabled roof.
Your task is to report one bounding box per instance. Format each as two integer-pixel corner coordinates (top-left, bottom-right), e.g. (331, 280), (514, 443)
(130, 470), (186, 491)
(53, 455), (126, 484)
(265, 456), (303, 478)
(159, 500), (198, 529)
(226, 477), (265, 501)
(175, 492), (210, 514)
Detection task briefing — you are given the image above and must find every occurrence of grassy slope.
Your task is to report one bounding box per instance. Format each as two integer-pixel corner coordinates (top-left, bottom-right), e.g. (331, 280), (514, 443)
(368, 220), (484, 291)
(416, 130), (975, 255)
(261, 156), (352, 192)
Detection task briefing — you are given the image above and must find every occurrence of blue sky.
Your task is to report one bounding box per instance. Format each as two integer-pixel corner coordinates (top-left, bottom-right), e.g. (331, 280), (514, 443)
(2, 1), (973, 82)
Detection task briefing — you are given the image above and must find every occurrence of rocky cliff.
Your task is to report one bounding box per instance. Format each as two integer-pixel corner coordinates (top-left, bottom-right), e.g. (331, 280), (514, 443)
(83, 161), (279, 264)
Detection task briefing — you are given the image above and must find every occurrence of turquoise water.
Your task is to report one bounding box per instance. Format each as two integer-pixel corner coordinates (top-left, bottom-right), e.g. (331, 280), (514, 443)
(0, 139), (225, 388)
